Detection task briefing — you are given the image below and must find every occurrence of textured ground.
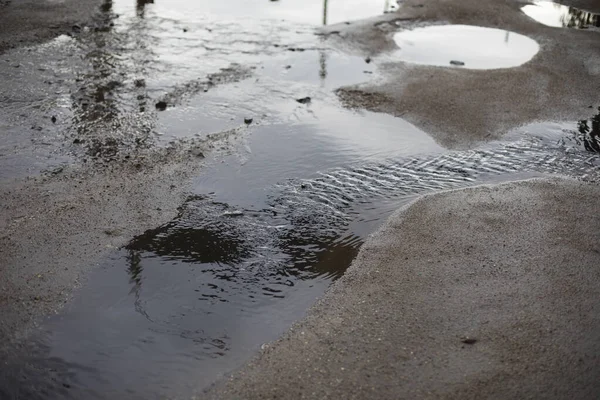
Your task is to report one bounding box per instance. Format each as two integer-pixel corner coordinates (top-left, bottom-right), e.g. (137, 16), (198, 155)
(208, 178), (600, 399)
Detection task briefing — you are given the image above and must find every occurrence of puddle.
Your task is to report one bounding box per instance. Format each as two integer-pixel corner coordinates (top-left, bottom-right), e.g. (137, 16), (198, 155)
(8, 117), (600, 400)
(392, 25), (540, 69)
(117, 0), (400, 26)
(1, 0), (600, 398)
(521, 1), (600, 29)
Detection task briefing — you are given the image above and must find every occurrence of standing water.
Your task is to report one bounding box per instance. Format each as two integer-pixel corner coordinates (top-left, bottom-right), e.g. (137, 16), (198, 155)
(0, 0), (599, 399)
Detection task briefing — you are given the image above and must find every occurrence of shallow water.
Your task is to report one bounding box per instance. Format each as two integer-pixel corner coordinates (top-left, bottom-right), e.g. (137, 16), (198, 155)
(1, 1), (600, 399)
(7, 119), (600, 400)
(521, 1), (600, 29)
(393, 25), (540, 69)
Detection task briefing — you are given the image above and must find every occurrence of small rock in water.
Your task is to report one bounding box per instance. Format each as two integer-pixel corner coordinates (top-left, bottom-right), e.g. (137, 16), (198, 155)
(450, 60), (465, 66)
(365, 57), (372, 63)
(222, 210), (244, 217)
(51, 116), (57, 123)
(155, 101), (167, 111)
(461, 337), (477, 344)
(296, 97), (311, 104)
(183, 28), (188, 32)
(285, 65), (292, 69)
(244, 118), (253, 125)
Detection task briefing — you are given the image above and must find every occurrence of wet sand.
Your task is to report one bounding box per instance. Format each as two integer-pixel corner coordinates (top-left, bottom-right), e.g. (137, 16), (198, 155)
(207, 178), (600, 399)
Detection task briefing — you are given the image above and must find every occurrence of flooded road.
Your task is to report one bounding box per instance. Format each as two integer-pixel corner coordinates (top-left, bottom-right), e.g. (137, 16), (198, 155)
(1, 0), (599, 399)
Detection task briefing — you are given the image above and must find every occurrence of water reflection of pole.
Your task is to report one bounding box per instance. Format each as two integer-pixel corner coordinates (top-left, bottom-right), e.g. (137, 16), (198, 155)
(319, 0), (328, 84)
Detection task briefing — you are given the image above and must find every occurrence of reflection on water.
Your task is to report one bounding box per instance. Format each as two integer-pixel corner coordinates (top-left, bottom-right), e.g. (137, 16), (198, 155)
(563, 107), (600, 152)
(521, 1), (600, 29)
(120, 0), (400, 26)
(7, 118), (600, 399)
(393, 25), (540, 69)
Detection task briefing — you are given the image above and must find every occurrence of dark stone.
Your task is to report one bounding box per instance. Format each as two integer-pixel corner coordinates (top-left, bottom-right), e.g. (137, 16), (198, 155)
(296, 97), (311, 104)
(51, 116), (57, 123)
(155, 101), (167, 111)
(365, 57), (372, 63)
(244, 118), (253, 125)
(72, 24), (81, 33)
(461, 337), (477, 344)
(450, 60), (465, 66)
(183, 28), (188, 32)
(285, 65), (292, 69)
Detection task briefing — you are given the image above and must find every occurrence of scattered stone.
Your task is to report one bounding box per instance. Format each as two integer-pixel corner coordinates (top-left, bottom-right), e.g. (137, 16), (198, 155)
(285, 65), (292, 69)
(155, 101), (167, 111)
(191, 148), (205, 158)
(364, 71), (373, 74)
(244, 118), (253, 125)
(221, 210), (244, 217)
(51, 116), (57, 123)
(73, 138), (81, 144)
(296, 97), (311, 104)
(365, 57), (372, 63)
(450, 60), (465, 66)
(134, 78), (146, 88)
(461, 337), (477, 344)
(183, 28), (188, 32)
(72, 24), (82, 33)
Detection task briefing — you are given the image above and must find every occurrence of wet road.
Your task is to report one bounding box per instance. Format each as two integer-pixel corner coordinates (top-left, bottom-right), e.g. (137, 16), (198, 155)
(1, 0), (599, 399)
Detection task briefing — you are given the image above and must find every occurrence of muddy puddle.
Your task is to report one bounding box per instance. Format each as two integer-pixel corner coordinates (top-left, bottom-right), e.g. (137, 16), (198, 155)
(7, 116), (600, 400)
(1, 0), (600, 399)
(521, 1), (600, 29)
(392, 25), (540, 69)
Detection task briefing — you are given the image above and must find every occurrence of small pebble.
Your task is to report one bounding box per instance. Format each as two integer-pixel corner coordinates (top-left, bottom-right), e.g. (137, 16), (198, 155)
(296, 97), (311, 104)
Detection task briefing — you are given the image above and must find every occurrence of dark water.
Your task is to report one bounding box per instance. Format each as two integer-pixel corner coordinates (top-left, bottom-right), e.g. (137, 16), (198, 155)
(5, 119), (600, 400)
(1, 0), (600, 399)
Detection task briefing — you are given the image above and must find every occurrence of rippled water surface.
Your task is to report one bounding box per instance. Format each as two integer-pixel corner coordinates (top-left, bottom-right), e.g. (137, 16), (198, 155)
(1, 1), (599, 399)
